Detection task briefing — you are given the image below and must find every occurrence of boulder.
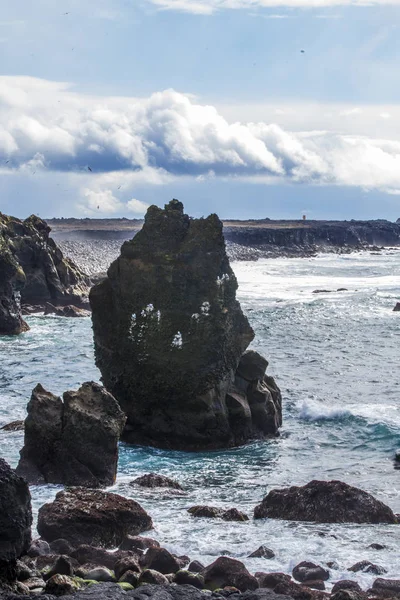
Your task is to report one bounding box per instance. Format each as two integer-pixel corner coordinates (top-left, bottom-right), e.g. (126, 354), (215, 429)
(114, 556), (140, 579)
(254, 480), (397, 523)
(90, 200), (282, 450)
(348, 560), (387, 575)
(118, 570), (139, 587)
(187, 506), (249, 521)
(174, 570), (205, 589)
(292, 562), (329, 583)
(118, 536), (159, 552)
(188, 560), (205, 573)
(27, 539), (50, 558)
(203, 556), (258, 592)
(71, 545), (139, 570)
(16, 381), (126, 487)
(248, 546), (275, 559)
(331, 581), (364, 595)
(393, 302), (400, 312)
(44, 573), (81, 596)
(0, 212), (90, 335)
(49, 540), (75, 556)
(130, 473), (183, 490)
(139, 569), (169, 585)
(0, 421), (24, 432)
(0, 459), (32, 581)
(140, 547), (181, 574)
(42, 556), (74, 581)
(37, 488), (153, 547)
(371, 578), (400, 597)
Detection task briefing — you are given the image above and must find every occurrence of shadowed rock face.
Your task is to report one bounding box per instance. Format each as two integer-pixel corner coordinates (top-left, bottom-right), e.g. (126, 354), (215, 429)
(254, 480), (398, 524)
(90, 199), (282, 450)
(0, 212), (90, 335)
(0, 459), (32, 581)
(16, 382), (126, 487)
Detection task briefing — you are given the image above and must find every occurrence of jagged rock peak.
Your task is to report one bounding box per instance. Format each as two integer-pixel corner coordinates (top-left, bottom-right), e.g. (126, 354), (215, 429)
(90, 199), (282, 450)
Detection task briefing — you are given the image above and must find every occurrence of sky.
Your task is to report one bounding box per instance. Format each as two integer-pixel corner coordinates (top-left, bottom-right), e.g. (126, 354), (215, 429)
(1, 0), (400, 220)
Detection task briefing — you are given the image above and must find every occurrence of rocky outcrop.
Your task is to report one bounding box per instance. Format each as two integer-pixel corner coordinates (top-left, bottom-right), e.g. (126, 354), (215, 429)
(16, 382), (126, 487)
(0, 459), (32, 582)
(90, 199), (282, 450)
(37, 488), (153, 547)
(254, 480), (397, 523)
(0, 212), (90, 335)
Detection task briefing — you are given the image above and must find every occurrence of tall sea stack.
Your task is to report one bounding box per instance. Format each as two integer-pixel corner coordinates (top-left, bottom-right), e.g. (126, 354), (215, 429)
(90, 200), (282, 450)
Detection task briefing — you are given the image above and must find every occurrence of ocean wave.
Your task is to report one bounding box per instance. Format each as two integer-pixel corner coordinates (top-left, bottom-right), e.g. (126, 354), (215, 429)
(298, 399), (355, 423)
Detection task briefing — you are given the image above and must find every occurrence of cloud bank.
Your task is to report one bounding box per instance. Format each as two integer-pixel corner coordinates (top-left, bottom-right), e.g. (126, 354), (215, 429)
(148, 0), (400, 14)
(2, 76), (400, 214)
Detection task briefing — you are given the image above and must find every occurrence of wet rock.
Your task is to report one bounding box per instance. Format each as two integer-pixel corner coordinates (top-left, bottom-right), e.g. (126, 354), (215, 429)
(44, 303), (90, 318)
(188, 506), (249, 521)
(118, 536), (159, 552)
(43, 556), (74, 581)
(174, 570), (205, 589)
(15, 560), (35, 582)
(254, 480), (397, 523)
(255, 572), (291, 589)
(393, 302), (400, 312)
(301, 580), (325, 591)
(23, 576), (46, 590)
(44, 573), (81, 596)
(326, 561), (339, 570)
(140, 547), (181, 574)
(348, 560), (387, 575)
(371, 578), (400, 597)
(49, 540), (75, 556)
(0, 459), (32, 581)
(90, 200), (281, 450)
(248, 546), (275, 559)
(130, 473), (183, 490)
(203, 556), (258, 592)
(175, 555), (190, 569)
(292, 562), (329, 583)
(27, 539), (51, 558)
(114, 556), (140, 580)
(0, 421), (24, 432)
(71, 545), (138, 570)
(138, 569), (169, 586)
(38, 488), (153, 547)
(188, 561), (205, 574)
(82, 567), (115, 582)
(368, 543), (386, 550)
(118, 570), (139, 587)
(331, 581), (364, 595)
(16, 382), (126, 487)
(331, 590), (364, 600)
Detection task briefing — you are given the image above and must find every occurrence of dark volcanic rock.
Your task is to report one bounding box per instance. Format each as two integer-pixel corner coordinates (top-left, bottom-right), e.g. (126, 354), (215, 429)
(37, 488), (152, 547)
(0, 212), (90, 335)
(118, 536), (160, 552)
(348, 560), (387, 575)
(203, 556), (258, 592)
(130, 473), (183, 490)
(371, 578), (400, 597)
(44, 303), (90, 318)
(71, 545), (138, 570)
(188, 505), (249, 521)
(292, 562), (329, 583)
(0, 459), (32, 581)
(140, 547), (181, 574)
(0, 421), (24, 432)
(331, 581), (364, 595)
(393, 302), (400, 312)
(90, 199), (281, 450)
(254, 480), (397, 523)
(248, 546), (275, 559)
(16, 381), (126, 487)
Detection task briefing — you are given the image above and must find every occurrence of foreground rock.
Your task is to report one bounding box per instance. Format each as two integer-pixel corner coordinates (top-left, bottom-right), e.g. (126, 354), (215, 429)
(203, 556), (258, 592)
(90, 199), (282, 450)
(0, 459), (32, 582)
(0, 213), (90, 335)
(37, 488), (152, 547)
(16, 382), (126, 487)
(254, 480), (397, 523)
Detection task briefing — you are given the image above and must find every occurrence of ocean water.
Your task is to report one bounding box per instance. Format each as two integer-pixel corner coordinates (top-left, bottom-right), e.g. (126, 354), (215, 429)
(1, 250), (400, 589)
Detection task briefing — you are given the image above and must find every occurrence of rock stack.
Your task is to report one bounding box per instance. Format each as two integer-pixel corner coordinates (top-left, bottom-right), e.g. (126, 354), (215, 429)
(90, 199), (282, 450)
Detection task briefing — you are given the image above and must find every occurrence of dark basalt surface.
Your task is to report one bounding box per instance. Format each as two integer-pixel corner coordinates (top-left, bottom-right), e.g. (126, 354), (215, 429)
(254, 480), (398, 524)
(90, 200), (282, 450)
(0, 212), (90, 335)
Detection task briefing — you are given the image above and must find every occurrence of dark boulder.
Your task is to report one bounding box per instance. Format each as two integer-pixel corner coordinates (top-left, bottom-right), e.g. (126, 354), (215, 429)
(49, 540), (75, 556)
(254, 480), (397, 523)
(90, 200), (281, 450)
(27, 539), (50, 558)
(42, 556), (74, 581)
(71, 545), (139, 570)
(301, 581), (325, 591)
(44, 303), (90, 318)
(174, 570), (204, 589)
(140, 547), (181, 574)
(0, 459), (32, 581)
(188, 506), (249, 521)
(118, 536), (160, 552)
(348, 560), (387, 575)
(393, 302), (400, 312)
(203, 556), (258, 592)
(331, 581), (364, 595)
(371, 578), (400, 597)
(138, 569), (169, 586)
(37, 488), (152, 547)
(16, 382), (126, 487)
(248, 546), (275, 559)
(292, 562), (329, 583)
(44, 573), (81, 596)
(130, 473), (183, 490)
(0, 421), (24, 432)
(188, 560), (205, 573)
(114, 556), (140, 579)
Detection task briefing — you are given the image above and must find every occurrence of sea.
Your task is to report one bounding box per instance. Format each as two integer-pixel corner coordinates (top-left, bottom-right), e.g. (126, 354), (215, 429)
(1, 248), (400, 589)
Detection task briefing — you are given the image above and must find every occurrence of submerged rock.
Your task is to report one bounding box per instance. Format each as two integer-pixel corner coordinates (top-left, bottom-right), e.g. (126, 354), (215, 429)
(37, 488), (153, 547)
(0, 459), (32, 581)
(188, 505), (249, 521)
(0, 213), (90, 335)
(90, 199), (282, 450)
(254, 480), (397, 523)
(16, 382), (126, 487)
(0, 421), (24, 432)
(130, 473), (183, 490)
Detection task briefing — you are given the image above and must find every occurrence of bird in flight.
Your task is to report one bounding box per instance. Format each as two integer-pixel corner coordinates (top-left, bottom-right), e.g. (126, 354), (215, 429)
(88, 166), (92, 172)
(300, 49), (305, 53)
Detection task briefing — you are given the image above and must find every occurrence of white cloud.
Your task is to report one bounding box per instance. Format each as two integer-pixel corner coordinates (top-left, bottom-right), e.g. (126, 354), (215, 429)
(147, 0), (400, 13)
(2, 76), (400, 196)
(126, 198), (150, 214)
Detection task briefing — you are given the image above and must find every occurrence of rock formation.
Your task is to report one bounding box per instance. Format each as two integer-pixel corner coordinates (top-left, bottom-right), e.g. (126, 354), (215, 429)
(90, 199), (282, 450)
(37, 488), (153, 547)
(0, 212), (90, 335)
(254, 480), (398, 524)
(16, 382), (126, 487)
(0, 459), (32, 582)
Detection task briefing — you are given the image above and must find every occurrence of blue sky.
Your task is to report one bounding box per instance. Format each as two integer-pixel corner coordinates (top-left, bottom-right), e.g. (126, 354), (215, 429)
(1, 0), (400, 220)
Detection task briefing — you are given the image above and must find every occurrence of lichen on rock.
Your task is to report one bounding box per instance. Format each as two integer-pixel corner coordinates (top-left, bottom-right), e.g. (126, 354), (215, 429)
(90, 199), (282, 450)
